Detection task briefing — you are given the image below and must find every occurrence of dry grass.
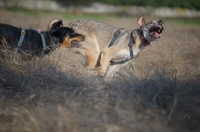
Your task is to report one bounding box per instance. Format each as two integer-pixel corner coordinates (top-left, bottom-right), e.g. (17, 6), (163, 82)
(0, 8), (200, 132)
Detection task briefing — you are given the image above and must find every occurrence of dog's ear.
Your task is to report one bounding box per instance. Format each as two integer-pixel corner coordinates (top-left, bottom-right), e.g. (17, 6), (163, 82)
(50, 27), (75, 44)
(51, 27), (67, 38)
(47, 19), (63, 31)
(137, 16), (146, 28)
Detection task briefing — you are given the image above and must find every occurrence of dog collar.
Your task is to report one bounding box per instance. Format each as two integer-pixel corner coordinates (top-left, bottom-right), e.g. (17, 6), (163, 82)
(140, 30), (151, 45)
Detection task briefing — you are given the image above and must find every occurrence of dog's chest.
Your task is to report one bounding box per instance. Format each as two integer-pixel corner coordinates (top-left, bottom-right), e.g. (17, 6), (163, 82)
(112, 49), (130, 60)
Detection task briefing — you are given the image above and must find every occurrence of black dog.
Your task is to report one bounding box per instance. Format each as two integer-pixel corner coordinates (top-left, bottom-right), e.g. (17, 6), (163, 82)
(0, 21), (85, 58)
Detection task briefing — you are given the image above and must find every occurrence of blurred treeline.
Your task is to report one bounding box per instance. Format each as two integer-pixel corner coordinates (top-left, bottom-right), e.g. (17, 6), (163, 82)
(57, 0), (200, 10)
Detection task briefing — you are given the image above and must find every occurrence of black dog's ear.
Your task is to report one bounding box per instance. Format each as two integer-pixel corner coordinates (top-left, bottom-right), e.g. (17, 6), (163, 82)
(51, 27), (71, 38)
(47, 19), (63, 31)
(52, 20), (63, 29)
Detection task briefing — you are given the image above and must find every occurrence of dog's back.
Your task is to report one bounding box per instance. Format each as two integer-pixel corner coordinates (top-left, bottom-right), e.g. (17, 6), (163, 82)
(0, 23), (42, 53)
(68, 19), (118, 48)
(0, 23), (21, 44)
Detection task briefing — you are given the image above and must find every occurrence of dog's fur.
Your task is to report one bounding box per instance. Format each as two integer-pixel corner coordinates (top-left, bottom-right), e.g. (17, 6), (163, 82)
(62, 17), (164, 76)
(0, 21), (85, 58)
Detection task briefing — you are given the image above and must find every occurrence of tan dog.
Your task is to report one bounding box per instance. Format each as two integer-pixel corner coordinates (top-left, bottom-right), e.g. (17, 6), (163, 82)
(54, 17), (164, 76)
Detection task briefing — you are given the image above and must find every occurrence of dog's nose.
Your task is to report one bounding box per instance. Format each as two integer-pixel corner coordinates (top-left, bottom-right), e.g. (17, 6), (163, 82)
(158, 20), (163, 24)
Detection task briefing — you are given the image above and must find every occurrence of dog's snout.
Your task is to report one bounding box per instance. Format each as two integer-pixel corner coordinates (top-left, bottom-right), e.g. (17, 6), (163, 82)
(158, 20), (163, 24)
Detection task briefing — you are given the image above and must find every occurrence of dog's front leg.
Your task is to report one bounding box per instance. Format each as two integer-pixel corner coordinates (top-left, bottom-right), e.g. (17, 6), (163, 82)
(98, 50), (112, 76)
(86, 51), (99, 70)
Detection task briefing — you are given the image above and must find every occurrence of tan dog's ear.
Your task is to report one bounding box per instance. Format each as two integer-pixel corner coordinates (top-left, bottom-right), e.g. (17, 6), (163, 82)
(137, 16), (146, 28)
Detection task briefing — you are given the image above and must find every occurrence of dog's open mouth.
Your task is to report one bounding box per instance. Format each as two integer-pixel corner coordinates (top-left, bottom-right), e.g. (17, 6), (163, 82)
(149, 25), (164, 39)
(70, 34), (85, 48)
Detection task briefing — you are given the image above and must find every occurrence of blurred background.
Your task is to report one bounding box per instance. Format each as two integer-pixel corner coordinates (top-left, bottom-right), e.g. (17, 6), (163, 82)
(0, 0), (200, 17)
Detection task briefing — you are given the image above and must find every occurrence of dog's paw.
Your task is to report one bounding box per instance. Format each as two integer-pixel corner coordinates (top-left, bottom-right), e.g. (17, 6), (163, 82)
(71, 40), (81, 48)
(98, 70), (106, 76)
(87, 66), (95, 70)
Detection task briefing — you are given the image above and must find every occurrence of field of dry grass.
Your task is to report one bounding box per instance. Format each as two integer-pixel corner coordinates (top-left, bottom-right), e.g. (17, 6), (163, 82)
(0, 8), (200, 132)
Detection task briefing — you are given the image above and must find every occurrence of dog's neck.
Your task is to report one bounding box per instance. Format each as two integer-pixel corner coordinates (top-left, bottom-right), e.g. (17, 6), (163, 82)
(41, 31), (60, 47)
(39, 31), (61, 54)
(139, 30), (151, 45)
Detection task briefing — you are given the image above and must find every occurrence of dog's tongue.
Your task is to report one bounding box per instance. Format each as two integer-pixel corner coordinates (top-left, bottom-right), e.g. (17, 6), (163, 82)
(150, 31), (161, 38)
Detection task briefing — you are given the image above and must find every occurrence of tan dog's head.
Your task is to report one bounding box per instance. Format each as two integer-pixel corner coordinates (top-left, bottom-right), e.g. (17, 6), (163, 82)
(138, 17), (164, 43)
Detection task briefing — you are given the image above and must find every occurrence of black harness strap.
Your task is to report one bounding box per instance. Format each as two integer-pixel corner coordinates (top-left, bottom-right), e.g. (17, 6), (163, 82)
(14, 27), (47, 58)
(128, 34), (134, 59)
(108, 29), (121, 48)
(109, 31), (135, 65)
(14, 28), (26, 53)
